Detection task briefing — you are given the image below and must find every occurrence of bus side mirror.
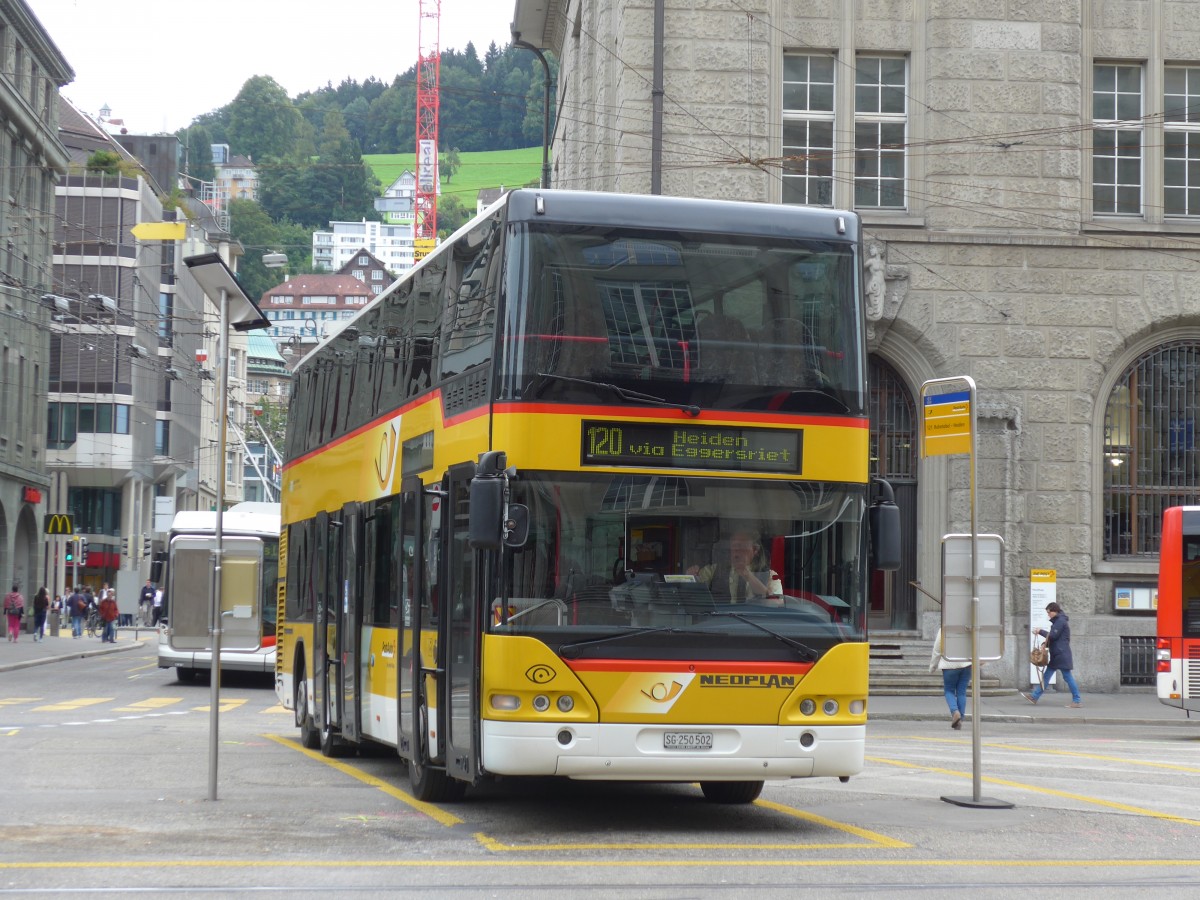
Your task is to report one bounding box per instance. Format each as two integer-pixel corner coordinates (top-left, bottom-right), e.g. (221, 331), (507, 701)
(868, 478), (902, 572)
(469, 476), (504, 550)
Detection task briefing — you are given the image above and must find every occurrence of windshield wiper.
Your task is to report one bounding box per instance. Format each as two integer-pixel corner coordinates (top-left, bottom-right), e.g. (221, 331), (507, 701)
(704, 611), (819, 662)
(557, 625), (719, 658)
(537, 372), (700, 417)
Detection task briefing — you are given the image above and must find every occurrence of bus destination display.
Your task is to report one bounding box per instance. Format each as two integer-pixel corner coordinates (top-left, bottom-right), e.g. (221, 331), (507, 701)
(581, 421), (802, 473)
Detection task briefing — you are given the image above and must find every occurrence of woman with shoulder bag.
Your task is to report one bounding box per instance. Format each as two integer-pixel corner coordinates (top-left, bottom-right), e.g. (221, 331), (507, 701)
(1021, 601), (1083, 707)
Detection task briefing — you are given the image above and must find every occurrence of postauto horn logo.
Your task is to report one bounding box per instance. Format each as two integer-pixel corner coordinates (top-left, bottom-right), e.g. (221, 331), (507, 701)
(525, 665), (556, 685)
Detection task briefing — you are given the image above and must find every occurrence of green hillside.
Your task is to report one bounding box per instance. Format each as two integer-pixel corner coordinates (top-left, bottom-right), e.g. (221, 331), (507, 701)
(364, 147), (543, 207)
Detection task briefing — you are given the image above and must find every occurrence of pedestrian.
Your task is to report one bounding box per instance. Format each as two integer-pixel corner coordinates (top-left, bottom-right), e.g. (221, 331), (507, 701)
(138, 578), (156, 626)
(3, 583), (24, 642)
(929, 626), (971, 729)
(32, 586), (50, 642)
(152, 585), (164, 626)
(1022, 601), (1083, 707)
(67, 585), (86, 638)
(98, 586), (119, 643)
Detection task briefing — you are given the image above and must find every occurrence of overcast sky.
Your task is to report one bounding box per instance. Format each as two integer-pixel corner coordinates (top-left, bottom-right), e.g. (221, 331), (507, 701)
(26, 0), (520, 134)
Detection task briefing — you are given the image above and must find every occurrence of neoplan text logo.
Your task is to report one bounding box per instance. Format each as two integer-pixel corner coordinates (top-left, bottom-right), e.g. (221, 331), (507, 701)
(699, 674), (797, 688)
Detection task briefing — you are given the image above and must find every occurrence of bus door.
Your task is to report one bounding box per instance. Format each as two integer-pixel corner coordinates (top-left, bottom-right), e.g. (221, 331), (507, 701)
(443, 463), (482, 783)
(397, 480), (423, 758)
(337, 501), (363, 743)
(311, 510), (332, 739)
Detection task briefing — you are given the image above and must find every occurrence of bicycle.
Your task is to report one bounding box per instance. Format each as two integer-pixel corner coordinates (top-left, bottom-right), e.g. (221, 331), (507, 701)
(85, 607), (102, 638)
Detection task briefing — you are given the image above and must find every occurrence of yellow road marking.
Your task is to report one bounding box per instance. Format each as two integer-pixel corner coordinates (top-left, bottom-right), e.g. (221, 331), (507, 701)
(754, 798), (910, 848)
(261, 704), (291, 714)
(0, 698), (40, 706)
(4, 858), (1200, 870)
(192, 699), (248, 713)
(113, 698), (183, 713)
(33, 698), (112, 712)
(868, 755), (1200, 827)
(887, 736), (1200, 775)
(126, 662), (160, 673)
(265, 734), (464, 828)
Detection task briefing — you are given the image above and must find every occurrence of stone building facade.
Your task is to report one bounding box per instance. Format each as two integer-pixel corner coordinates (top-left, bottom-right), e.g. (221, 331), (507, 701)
(512, 0), (1200, 689)
(0, 0), (71, 599)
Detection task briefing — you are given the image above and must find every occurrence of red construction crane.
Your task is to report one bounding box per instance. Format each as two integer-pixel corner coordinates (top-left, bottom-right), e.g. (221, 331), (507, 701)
(415, 0), (440, 255)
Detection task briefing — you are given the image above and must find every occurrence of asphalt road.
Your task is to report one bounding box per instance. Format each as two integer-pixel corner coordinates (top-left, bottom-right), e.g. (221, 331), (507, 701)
(2, 639), (1199, 897)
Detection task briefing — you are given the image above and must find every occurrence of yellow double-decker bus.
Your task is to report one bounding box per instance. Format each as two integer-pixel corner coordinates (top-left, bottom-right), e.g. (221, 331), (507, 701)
(276, 189), (900, 803)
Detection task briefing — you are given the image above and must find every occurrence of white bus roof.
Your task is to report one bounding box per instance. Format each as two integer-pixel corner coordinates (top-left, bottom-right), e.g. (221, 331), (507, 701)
(170, 502), (281, 538)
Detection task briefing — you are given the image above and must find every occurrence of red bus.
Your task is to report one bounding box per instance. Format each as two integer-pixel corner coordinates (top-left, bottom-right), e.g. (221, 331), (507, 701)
(1156, 506), (1200, 714)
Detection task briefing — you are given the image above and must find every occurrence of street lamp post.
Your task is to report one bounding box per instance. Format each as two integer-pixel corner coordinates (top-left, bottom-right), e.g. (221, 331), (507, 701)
(182, 253), (270, 802)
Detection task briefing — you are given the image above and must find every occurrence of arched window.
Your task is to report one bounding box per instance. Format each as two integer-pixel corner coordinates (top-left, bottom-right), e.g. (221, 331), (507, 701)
(1103, 340), (1200, 558)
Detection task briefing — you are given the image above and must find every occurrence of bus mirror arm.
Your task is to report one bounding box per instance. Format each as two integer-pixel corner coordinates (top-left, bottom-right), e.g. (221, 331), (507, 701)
(868, 477), (902, 572)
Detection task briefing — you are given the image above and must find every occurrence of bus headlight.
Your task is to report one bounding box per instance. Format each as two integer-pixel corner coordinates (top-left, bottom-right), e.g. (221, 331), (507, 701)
(491, 694), (521, 711)
(822, 699), (839, 716)
(849, 699), (865, 715)
(532, 694), (551, 712)
(799, 699), (816, 716)
(556, 695), (574, 712)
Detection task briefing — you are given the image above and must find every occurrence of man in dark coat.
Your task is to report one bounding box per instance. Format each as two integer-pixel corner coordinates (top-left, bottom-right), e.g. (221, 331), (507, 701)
(1022, 601), (1082, 707)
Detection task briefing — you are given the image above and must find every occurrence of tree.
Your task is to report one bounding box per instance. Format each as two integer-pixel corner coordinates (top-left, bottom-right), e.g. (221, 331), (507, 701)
(312, 107), (380, 223)
(227, 76), (306, 162)
(440, 147), (460, 184)
(182, 124), (216, 185)
(437, 193), (471, 239)
(228, 199), (287, 302)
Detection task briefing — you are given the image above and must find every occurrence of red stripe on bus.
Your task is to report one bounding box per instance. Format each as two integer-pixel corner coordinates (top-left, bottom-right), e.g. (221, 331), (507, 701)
(564, 658), (814, 674)
(492, 402), (867, 428)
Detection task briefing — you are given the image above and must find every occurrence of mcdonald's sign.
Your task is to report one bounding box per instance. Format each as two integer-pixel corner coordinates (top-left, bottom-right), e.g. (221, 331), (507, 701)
(43, 513), (74, 535)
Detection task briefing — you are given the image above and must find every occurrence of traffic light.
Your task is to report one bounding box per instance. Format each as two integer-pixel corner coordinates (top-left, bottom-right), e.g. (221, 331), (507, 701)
(79, 537), (88, 565)
(121, 536), (129, 556)
(64, 541), (74, 563)
(143, 534), (151, 556)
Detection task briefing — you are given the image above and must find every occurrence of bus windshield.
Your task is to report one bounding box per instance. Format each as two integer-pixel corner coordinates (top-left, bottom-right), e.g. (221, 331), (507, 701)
(500, 224), (864, 415)
(491, 473), (867, 660)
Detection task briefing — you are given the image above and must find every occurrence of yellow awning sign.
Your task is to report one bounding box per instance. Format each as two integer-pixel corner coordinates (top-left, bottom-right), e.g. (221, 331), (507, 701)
(923, 390), (972, 457)
(131, 221), (187, 241)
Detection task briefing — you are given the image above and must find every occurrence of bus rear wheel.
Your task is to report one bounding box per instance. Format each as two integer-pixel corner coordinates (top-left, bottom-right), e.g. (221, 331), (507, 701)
(700, 780), (764, 804)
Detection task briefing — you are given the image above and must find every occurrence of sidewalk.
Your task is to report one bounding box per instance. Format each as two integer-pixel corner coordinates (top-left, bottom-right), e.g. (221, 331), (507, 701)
(0, 625), (150, 673)
(869, 687), (1192, 727)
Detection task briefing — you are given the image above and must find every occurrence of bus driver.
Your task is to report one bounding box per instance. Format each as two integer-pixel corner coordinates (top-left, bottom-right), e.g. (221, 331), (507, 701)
(687, 530), (783, 605)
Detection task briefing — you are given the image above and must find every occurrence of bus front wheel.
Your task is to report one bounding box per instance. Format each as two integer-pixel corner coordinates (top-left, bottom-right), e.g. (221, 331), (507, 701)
(408, 702), (466, 802)
(295, 664), (320, 750)
(700, 780), (764, 804)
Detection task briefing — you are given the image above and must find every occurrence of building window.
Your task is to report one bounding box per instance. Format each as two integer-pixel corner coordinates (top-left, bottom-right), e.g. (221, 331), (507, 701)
(782, 54), (907, 211)
(782, 54), (835, 206)
(1164, 65), (1200, 217)
(1103, 340), (1200, 558)
(854, 56), (907, 209)
(1093, 63), (1144, 216)
(155, 420), (170, 457)
(372, 270), (384, 281)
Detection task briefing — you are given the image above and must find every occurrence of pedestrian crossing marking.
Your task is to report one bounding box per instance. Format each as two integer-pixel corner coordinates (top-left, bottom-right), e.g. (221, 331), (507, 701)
(33, 698), (113, 712)
(192, 699), (248, 713)
(113, 698), (183, 713)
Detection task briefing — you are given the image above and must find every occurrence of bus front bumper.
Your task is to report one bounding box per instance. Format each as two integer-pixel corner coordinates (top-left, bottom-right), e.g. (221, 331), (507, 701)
(480, 721), (864, 780)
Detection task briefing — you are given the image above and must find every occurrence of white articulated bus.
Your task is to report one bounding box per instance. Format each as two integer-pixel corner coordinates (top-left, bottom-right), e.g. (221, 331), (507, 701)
(158, 501), (280, 682)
